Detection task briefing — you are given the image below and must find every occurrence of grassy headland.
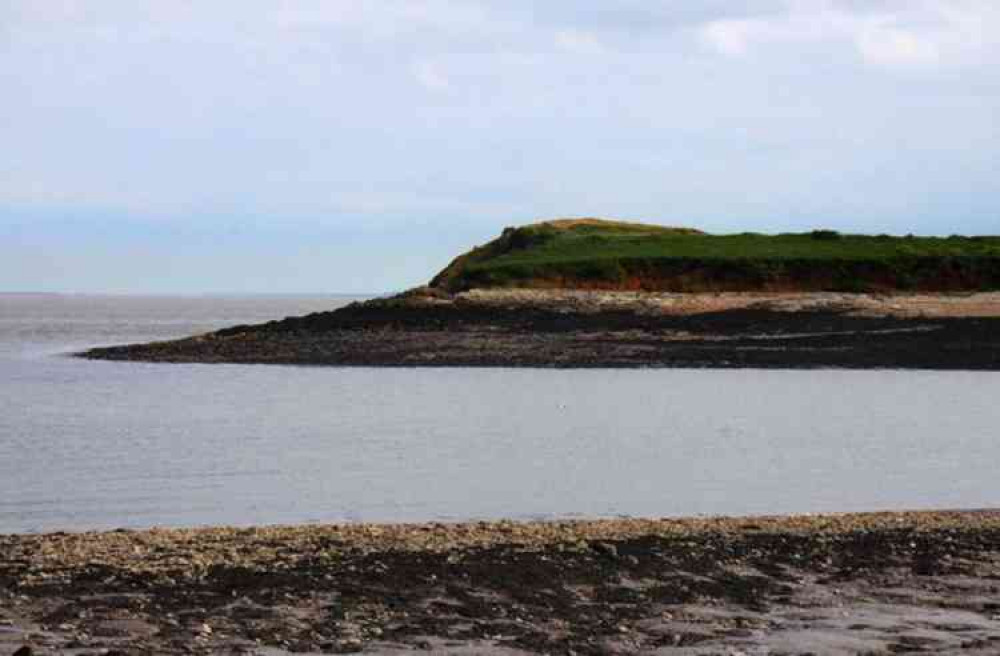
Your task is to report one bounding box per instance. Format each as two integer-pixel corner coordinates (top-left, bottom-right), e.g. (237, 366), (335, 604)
(431, 218), (1000, 293)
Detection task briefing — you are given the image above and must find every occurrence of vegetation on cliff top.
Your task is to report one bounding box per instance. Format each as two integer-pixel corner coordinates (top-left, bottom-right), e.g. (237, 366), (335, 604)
(429, 218), (1000, 293)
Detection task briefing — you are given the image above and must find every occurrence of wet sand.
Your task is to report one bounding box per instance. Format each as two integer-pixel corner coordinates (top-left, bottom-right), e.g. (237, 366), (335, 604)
(4, 510), (1000, 654)
(79, 290), (1000, 370)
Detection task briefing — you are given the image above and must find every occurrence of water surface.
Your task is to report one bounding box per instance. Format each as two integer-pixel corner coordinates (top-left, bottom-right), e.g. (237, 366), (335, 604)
(1, 294), (998, 533)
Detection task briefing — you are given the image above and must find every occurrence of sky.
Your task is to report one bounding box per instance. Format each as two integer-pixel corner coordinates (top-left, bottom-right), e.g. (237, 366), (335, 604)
(2, 1), (998, 293)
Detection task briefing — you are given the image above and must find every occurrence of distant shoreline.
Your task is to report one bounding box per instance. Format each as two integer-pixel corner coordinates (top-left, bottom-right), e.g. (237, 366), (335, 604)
(0, 291), (377, 298)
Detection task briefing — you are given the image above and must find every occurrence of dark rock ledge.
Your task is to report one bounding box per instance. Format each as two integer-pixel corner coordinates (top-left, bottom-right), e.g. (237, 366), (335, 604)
(78, 290), (1000, 370)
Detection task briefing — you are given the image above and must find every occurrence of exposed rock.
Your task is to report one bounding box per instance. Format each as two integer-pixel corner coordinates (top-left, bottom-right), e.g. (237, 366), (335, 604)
(79, 290), (1000, 370)
(3, 511), (1000, 654)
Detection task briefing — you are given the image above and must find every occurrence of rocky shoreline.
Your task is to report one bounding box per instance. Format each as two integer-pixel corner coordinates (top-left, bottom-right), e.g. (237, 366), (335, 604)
(79, 290), (1000, 370)
(4, 511), (1000, 654)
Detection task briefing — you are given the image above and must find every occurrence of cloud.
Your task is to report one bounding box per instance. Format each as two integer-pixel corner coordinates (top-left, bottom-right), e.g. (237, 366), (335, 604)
(1, 0), (998, 233)
(698, 1), (996, 68)
(553, 29), (606, 55)
(700, 19), (757, 56)
(412, 59), (450, 90)
(855, 25), (940, 66)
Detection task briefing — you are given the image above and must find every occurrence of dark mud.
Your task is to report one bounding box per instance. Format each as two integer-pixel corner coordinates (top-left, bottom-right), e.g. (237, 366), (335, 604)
(3, 512), (1000, 654)
(79, 294), (1000, 369)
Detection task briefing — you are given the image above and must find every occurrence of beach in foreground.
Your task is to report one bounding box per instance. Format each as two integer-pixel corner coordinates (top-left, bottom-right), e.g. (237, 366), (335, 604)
(4, 511), (1000, 655)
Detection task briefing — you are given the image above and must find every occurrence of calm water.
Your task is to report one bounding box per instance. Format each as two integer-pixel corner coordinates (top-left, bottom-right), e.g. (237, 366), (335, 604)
(1, 294), (998, 534)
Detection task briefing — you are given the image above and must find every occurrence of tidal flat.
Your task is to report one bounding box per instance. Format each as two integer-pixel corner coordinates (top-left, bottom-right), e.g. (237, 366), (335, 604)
(4, 511), (1000, 654)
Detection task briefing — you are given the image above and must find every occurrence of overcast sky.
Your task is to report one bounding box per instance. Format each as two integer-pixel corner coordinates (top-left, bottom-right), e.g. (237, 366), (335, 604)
(3, 1), (998, 293)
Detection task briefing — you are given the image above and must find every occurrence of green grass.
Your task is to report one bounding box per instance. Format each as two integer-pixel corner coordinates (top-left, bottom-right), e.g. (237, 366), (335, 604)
(431, 219), (1000, 292)
(481, 230), (1000, 267)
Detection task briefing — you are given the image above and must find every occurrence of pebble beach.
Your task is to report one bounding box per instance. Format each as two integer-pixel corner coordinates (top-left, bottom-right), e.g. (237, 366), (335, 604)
(4, 510), (1000, 654)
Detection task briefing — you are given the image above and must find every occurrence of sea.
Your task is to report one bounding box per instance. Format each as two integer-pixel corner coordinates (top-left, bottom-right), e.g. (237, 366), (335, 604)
(1, 293), (998, 534)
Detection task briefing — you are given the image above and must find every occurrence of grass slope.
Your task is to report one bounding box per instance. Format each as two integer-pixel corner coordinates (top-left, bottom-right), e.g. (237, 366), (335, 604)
(431, 219), (1000, 293)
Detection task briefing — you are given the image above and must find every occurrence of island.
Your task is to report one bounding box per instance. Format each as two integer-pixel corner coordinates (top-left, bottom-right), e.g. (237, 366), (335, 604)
(79, 218), (1000, 369)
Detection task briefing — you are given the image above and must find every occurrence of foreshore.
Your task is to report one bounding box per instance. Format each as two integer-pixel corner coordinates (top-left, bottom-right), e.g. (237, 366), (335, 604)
(80, 290), (1000, 370)
(4, 510), (1000, 654)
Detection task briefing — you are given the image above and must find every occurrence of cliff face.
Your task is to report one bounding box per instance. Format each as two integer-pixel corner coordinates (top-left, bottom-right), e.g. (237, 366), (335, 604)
(430, 219), (1000, 294)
